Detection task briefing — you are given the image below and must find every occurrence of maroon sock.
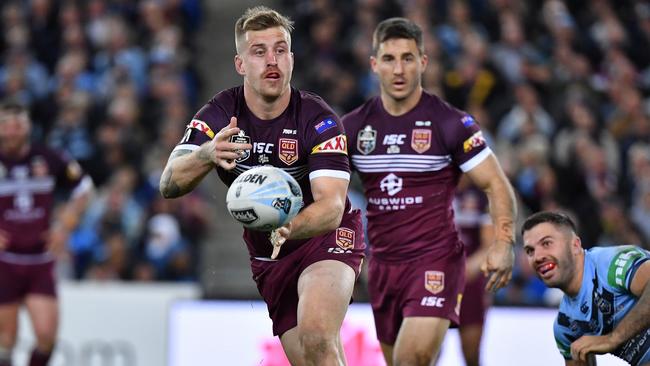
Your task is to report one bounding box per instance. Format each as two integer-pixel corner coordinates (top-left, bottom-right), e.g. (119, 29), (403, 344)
(28, 349), (51, 366)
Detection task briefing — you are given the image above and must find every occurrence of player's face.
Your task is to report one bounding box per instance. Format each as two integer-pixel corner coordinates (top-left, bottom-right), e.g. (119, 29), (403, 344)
(371, 38), (427, 102)
(523, 223), (580, 290)
(0, 112), (30, 155)
(235, 26), (294, 102)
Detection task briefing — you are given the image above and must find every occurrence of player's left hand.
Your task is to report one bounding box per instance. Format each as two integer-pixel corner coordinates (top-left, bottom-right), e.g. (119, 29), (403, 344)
(45, 225), (69, 258)
(270, 222), (292, 259)
(481, 240), (514, 292)
(571, 334), (619, 362)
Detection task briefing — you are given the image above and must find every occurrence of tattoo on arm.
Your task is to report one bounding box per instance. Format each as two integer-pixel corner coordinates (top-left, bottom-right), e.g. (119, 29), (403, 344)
(160, 149), (191, 198)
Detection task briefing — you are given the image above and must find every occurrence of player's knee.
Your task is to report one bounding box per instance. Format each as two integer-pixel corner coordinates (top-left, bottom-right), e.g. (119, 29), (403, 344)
(34, 332), (56, 353)
(298, 332), (338, 360)
(0, 332), (16, 350)
(394, 349), (434, 366)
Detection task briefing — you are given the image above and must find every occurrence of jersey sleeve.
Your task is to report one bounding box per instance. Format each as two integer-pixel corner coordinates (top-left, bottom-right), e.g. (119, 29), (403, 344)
(305, 113), (350, 181)
(553, 318), (573, 360)
(441, 113), (492, 173)
(603, 245), (650, 292)
(174, 99), (230, 153)
(50, 149), (89, 196)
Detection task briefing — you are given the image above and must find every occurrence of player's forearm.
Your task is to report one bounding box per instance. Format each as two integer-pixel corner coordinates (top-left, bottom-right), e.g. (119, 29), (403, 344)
(287, 197), (345, 240)
(160, 148), (214, 198)
(610, 280), (650, 346)
(55, 176), (94, 231)
(483, 173), (516, 246)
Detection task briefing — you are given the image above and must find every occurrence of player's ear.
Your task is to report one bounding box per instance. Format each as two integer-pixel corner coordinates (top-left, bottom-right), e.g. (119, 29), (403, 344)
(370, 55), (378, 73)
(420, 53), (428, 69)
(571, 234), (582, 254)
(234, 54), (245, 76)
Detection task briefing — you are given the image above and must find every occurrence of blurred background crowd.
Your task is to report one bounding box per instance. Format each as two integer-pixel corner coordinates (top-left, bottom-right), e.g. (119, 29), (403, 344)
(2, 0), (650, 307)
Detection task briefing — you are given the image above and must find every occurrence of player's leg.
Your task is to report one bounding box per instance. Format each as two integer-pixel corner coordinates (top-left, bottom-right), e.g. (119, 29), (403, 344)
(0, 303), (19, 366)
(459, 324), (483, 366)
(393, 316), (450, 366)
(24, 261), (58, 366)
(379, 342), (394, 366)
(458, 272), (488, 366)
(280, 259), (356, 365)
(24, 294), (58, 366)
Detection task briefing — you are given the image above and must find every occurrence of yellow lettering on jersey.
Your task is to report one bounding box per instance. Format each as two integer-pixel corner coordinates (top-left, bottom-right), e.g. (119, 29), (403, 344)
(186, 119), (215, 139)
(311, 134), (348, 155)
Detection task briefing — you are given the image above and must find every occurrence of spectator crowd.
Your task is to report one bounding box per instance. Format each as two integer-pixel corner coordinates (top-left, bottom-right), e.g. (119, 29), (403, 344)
(3, 0), (650, 306)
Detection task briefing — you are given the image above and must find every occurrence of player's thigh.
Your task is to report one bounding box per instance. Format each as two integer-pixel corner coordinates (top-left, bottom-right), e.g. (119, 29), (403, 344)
(0, 302), (20, 347)
(393, 316), (450, 363)
(296, 259), (356, 333)
(25, 294), (58, 342)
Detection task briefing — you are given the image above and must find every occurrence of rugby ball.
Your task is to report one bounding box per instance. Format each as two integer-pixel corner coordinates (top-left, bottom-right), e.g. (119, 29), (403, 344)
(226, 166), (303, 231)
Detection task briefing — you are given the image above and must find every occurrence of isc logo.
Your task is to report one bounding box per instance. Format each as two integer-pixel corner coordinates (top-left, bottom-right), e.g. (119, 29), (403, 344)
(253, 142), (274, 154)
(383, 134), (406, 145)
(420, 296), (445, 307)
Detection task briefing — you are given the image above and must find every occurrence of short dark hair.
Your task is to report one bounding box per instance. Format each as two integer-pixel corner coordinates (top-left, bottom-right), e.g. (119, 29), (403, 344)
(0, 100), (27, 115)
(372, 17), (424, 55)
(521, 211), (577, 237)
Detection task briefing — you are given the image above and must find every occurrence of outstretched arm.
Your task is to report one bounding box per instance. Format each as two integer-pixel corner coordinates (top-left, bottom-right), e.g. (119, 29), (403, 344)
(465, 153), (517, 291)
(570, 261), (650, 362)
(159, 117), (252, 198)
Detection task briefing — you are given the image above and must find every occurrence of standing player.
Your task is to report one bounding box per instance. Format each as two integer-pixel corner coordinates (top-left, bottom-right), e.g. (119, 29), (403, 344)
(454, 179), (492, 366)
(522, 211), (650, 365)
(343, 18), (516, 365)
(0, 102), (93, 366)
(159, 6), (365, 365)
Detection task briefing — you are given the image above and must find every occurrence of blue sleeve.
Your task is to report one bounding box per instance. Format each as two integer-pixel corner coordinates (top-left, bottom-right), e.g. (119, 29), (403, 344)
(553, 318), (572, 360)
(601, 246), (650, 292)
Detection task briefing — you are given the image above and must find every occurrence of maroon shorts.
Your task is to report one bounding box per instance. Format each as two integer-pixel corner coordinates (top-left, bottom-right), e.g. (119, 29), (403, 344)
(0, 255), (57, 304)
(250, 210), (365, 336)
(367, 246), (465, 345)
(459, 272), (489, 327)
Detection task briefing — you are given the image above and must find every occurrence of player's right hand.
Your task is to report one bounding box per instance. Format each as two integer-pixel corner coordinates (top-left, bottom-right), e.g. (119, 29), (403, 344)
(0, 229), (8, 251)
(201, 116), (251, 170)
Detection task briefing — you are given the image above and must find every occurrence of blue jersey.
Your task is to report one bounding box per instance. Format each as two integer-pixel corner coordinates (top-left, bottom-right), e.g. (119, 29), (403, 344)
(554, 246), (650, 365)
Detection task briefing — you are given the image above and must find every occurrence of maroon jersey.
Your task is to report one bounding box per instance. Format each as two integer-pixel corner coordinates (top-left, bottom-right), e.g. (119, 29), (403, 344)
(454, 186), (491, 256)
(0, 146), (84, 254)
(343, 91), (491, 261)
(174, 86), (353, 259)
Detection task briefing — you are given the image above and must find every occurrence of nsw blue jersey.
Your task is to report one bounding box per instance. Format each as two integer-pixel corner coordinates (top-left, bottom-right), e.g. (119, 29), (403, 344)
(554, 246), (650, 365)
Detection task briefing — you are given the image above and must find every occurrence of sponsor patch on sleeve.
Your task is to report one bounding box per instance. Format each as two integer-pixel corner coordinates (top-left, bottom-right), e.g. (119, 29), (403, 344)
(186, 119), (215, 139)
(311, 134), (348, 155)
(462, 131), (486, 153)
(314, 118), (337, 134)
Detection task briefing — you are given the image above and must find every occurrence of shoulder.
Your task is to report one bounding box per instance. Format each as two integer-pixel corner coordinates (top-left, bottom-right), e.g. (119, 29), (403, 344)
(296, 89), (336, 116)
(423, 91), (470, 127)
(341, 97), (379, 131)
(205, 86), (243, 115)
(591, 245), (650, 290)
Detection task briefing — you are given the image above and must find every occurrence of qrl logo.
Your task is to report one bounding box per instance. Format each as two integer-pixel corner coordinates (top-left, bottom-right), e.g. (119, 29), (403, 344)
(380, 173), (402, 196)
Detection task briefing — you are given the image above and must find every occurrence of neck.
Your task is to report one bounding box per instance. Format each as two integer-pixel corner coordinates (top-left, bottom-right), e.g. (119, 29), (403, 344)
(0, 143), (29, 159)
(564, 251), (585, 297)
(243, 83), (291, 120)
(380, 86), (423, 116)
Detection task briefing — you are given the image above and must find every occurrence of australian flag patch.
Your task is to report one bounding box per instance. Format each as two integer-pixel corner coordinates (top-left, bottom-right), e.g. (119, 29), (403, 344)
(314, 118), (336, 134)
